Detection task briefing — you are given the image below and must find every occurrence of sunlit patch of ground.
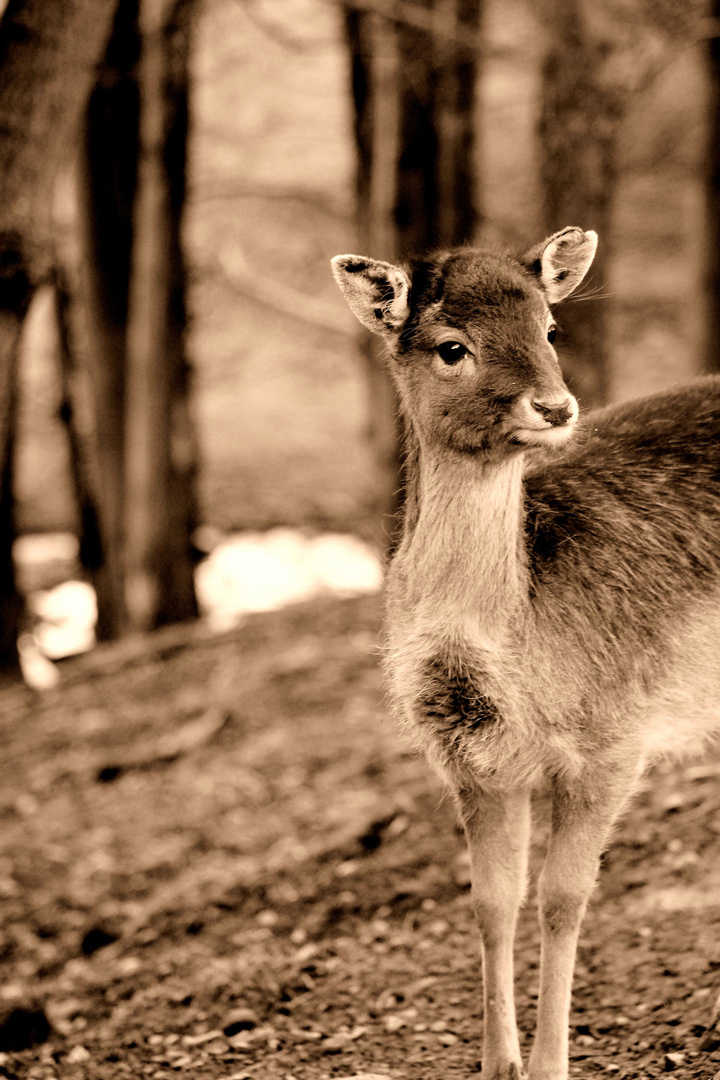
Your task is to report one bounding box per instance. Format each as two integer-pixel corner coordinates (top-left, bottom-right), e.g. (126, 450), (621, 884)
(13, 529), (382, 688)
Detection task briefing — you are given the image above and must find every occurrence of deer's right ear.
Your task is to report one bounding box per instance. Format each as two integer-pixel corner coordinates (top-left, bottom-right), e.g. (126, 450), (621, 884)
(331, 255), (410, 336)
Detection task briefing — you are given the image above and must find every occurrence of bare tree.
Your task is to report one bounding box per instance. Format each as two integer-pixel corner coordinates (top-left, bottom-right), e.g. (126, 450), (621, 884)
(78, 0), (199, 638)
(0, 0), (116, 672)
(539, 0), (621, 409)
(705, 0), (720, 372)
(124, 0), (198, 632)
(539, 0), (704, 407)
(80, 0), (140, 639)
(344, 0), (482, 545)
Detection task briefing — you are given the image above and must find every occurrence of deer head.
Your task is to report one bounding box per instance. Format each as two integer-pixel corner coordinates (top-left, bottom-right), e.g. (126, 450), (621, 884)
(332, 227), (597, 457)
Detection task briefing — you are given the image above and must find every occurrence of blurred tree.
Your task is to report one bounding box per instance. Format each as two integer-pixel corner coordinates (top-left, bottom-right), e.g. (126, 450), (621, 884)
(539, 0), (622, 408)
(80, 0), (199, 638)
(81, 0), (140, 640)
(124, 0), (199, 632)
(539, 0), (704, 407)
(705, 0), (720, 372)
(0, 0), (116, 674)
(344, 0), (482, 546)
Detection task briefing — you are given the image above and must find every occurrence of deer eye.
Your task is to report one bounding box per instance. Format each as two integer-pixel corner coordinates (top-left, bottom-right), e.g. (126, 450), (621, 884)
(436, 341), (467, 364)
(547, 324), (557, 344)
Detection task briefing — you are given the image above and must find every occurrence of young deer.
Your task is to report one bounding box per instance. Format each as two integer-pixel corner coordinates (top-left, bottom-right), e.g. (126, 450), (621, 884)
(332, 228), (720, 1080)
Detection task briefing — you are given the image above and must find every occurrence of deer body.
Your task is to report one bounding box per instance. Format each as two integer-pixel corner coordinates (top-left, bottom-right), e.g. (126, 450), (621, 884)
(388, 381), (720, 792)
(332, 230), (720, 1080)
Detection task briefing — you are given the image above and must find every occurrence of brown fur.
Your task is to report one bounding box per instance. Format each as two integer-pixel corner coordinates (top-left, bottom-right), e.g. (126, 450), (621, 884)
(332, 229), (717, 1080)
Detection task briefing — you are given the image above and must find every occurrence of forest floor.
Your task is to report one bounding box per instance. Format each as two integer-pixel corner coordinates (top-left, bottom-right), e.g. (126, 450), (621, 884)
(2, 595), (720, 1080)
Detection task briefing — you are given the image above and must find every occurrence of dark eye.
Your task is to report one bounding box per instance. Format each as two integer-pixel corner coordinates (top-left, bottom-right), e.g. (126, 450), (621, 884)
(547, 324), (557, 344)
(436, 341), (467, 365)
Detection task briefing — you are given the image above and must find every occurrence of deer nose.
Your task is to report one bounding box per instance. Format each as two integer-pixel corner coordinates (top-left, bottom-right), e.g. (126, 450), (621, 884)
(531, 397), (575, 427)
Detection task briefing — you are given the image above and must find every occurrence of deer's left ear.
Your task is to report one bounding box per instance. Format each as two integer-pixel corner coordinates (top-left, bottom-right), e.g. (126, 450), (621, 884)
(520, 227), (598, 304)
(331, 254), (410, 336)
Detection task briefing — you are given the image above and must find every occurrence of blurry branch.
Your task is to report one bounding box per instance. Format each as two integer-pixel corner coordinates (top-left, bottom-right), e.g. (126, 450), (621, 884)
(192, 180), (351, 219)
(334, 0), (483, 55)
(52, 618), (214, 687)
(627, 18), (720, 98)
(231, 0), (505, 59)
(214, 247), (356, 337)
(97, 706), (232, 782)
(236, 0), (337, 51)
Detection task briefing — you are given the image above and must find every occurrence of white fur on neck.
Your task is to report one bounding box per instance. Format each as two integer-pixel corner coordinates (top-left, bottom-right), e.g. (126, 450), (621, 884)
(394, 449), (528, 652)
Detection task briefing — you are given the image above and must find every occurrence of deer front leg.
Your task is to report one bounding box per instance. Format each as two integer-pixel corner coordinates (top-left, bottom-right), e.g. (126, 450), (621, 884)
(528, 770), (637, 1080)
(459, 785), (531, 1080)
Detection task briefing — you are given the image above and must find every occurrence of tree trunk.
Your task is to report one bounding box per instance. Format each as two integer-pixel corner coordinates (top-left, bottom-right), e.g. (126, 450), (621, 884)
(539, 0), (621, 408)
(124, 0), (198, 632)
(53, 266), (104, 580)
(0, 0), (118, 358)
(80, 0), (140, 639)
(0, 0), (116, 670)
(344, 0), (482, 546)
(705, 0), (720, 373)
(0, 332), (21, 680)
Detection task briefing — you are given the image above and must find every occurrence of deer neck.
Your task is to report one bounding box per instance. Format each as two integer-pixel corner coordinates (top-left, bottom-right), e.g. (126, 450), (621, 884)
(394, 445), (529, 649)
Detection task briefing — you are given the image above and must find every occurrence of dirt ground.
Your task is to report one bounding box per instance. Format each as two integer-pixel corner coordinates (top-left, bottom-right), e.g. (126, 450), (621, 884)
(0, 594), (720, 1080)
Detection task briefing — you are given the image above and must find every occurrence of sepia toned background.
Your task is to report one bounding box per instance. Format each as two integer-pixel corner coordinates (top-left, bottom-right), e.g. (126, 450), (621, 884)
(1, 1), (720, 1078)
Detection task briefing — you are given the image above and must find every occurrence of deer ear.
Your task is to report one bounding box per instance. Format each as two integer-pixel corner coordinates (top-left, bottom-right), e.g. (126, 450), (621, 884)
(331, 254), (410, 336)
(521, 227), (598, 304)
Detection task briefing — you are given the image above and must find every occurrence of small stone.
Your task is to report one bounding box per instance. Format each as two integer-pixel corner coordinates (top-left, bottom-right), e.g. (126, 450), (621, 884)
(437, 1032), (459, 1046)
(117, 956), (141, 976)
(429, 1020), (447, 1032)
(577, 1034), (596, 1046)
(81, 927), (118, 956)
(664, 1053), (685, 1071)
(294, 943), (317, 965)
(182, 1029), (224, 1047)
(0, 1006), (52, 1052)
(384, 1015), (405, 1033)
(321, 1035), (347, 1053)
(223, 1009), (257, 1037)
(290, 1028), (322, 1042)
(256, 910), (278, 927)
(66, 1045), (91, 1064)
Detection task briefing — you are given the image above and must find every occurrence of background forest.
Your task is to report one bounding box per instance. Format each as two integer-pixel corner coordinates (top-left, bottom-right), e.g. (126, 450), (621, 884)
(3, 0), (716, 673)
(3, 4), (720, 1080)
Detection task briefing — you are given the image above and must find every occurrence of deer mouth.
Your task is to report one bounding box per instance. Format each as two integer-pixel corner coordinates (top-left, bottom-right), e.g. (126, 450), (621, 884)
(509, 393), (579, 448)
(512, 422), (577, 448)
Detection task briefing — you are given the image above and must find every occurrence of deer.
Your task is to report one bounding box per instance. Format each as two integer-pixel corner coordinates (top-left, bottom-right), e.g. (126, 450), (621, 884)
(331, 227), (720, 1080)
